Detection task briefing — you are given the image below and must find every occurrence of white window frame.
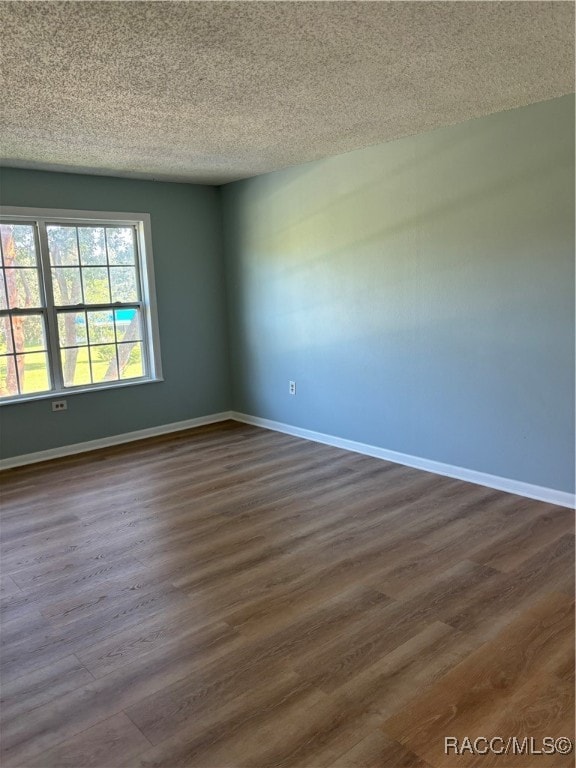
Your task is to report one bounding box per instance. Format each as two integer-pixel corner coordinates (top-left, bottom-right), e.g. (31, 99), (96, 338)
(0, 206), (163, 404)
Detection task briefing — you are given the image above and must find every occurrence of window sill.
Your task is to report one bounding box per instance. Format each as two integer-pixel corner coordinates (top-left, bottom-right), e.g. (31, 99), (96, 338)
(0, 376), (164, 406)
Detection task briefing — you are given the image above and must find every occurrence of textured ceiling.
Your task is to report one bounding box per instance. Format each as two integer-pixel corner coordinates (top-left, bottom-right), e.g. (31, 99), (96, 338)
(1, 1), (574, 185)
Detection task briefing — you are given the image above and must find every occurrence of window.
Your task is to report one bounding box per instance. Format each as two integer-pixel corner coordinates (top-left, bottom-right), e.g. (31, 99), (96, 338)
(0, 207), (162, 402)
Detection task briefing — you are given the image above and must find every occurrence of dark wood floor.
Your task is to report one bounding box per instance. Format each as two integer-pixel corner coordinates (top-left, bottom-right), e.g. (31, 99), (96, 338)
(0, 420), (574, 768)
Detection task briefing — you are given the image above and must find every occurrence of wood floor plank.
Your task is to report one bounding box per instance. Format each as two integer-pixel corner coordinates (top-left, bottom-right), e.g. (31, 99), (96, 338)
(445, 534), (575, 642)
(382, 592), (575, 768)
(462, 676), (575, 768)
(2, 556), (147, 620)
(25, 712), (151, 768)
(0, 654), (94, 721)
(125, 585), (389, 745)
(0, 421), (573, 768)
(122, 670), (328, 768)
(193, 625), (473, 768)
(75, 601), (227, 678)
(300, 621), (478, 719)
(218, 537), (424, 638)
(0, 512), (79, 545)
(0, 574), (21, 597)
(144, 673), (328, 767)
(468, 506), (575, 573)
(329, 731), (432, 768)
(0, 582), (197, 686)
(0, 620), (242, 765)
(9, 551), (122, 590)
(0, 610), (52, 650)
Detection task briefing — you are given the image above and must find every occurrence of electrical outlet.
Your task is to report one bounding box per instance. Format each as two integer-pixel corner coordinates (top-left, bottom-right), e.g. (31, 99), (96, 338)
(52, 400), (67, 412)
(289, 380), (296, 395)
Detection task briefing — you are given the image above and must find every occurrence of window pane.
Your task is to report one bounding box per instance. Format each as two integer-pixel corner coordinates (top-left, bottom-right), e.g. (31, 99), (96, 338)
(58, 312), (87, 347)
(0, 211), (155, 400)
(90, 344), (118, 383)
(115, 308), (142, 342)
(87, 310), (115, 344)
(82, 267), (110, 304)
(61, 346), (91, 387)
(1, 224), (37, 267)
(12, 314), (46, 353)
(4, 268), (42, 308)
(0, 271), (8, 310)
(106, 227), (135, 265)
(16, 352), (51, 394)
(52, 267), (82, 305)
(118, 341), (144, 380)
(110, 267), (138, 303)
(47, 226), (79, 266)
(0, 355), (18, 396)
(0, 317), (13, 354)
(78, 227), (107, 266)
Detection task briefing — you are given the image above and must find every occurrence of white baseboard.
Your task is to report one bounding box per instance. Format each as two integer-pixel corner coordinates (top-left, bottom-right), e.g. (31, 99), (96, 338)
(232, 412), (575, 510)
(3, 409), (574, 509)
(0, 411), (234, 471)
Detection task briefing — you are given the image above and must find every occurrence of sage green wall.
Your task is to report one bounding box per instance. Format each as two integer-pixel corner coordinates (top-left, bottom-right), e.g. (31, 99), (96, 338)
(2, 97), (574, 492)
(0, 168), (231, 458)
(222, 95), (575, 493)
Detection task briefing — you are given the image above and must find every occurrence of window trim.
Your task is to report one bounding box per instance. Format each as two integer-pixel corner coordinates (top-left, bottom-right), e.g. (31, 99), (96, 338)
(0, 206), (163, 404)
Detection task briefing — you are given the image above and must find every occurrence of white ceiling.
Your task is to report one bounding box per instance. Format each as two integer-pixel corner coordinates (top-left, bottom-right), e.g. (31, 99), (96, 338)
(1, 1), (574, 186)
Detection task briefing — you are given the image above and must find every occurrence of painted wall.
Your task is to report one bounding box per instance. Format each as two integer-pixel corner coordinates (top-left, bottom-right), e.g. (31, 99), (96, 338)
(0, 168), (231, 458)
(222, 95), (575, 494)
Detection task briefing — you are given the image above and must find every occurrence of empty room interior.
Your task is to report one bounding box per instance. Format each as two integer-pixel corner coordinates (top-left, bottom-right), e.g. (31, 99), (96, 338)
(0, 2), (575, 767)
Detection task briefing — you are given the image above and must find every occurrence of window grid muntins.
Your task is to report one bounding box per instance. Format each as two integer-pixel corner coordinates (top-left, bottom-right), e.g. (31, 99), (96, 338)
(56, 307), (144, 387)
(0, 215), (155, 401)
(47, 224), (140, 307)
(0, 223), (51, 397)
(48, 224), (144, 389)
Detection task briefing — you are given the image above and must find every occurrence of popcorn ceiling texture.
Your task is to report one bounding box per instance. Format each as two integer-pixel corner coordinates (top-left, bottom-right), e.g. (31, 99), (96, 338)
(1, 1), (574, 185)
